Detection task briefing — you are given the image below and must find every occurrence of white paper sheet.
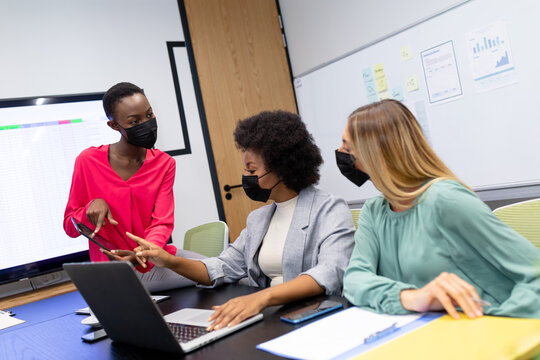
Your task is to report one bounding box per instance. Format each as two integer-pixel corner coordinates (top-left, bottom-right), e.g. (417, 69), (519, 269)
(0, 314), (25, 330)
(257, 307), (421, 360)
(420, 40), (463, 104)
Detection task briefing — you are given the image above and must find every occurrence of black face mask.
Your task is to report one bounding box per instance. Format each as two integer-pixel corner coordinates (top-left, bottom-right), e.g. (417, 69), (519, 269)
(335, 149), (370, 187)
(121, 118), (158, 149)
(242, 171), (280, 202)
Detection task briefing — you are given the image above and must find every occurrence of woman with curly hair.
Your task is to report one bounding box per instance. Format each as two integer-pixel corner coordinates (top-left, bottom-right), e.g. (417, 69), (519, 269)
(128, 110), (356, 330)
(338, 99), (540, 319)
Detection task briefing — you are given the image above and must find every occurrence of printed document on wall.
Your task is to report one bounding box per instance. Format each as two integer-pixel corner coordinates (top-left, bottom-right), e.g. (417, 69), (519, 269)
(466, 21), (517, 93)
(421, 41), (463, 104)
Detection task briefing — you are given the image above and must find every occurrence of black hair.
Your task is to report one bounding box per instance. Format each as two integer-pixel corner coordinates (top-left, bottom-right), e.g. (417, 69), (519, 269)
(234, 110), (323, 192)
(102, 82), (145, 120)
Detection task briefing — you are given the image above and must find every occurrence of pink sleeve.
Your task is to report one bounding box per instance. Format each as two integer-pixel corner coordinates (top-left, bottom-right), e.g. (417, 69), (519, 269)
(63, 154), (95, 237)
(143, 158), (175, 250)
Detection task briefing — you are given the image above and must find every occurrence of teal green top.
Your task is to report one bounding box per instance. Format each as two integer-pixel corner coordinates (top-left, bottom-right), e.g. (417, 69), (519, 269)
(343, 180), (540, 318)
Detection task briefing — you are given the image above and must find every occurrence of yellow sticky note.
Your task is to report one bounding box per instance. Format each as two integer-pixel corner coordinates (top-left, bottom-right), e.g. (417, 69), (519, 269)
(379, 91), (391, 100)
(400, 45), (413, 61)
(406, 76), (419, 92)
(373, 64), (385, 79)
(376, 77), (388, 93)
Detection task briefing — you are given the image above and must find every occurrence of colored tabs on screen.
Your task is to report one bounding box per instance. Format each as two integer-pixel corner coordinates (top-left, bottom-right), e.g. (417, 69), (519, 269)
(0, 118), (82, 130)
(0, 124), (21, 130)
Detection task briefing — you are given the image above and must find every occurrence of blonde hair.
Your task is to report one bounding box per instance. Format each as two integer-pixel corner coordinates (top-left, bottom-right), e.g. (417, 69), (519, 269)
(347, 99), (467, 209)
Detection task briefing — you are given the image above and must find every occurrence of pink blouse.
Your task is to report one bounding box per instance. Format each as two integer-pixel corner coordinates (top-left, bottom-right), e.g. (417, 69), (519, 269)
(63, 145), (177, 272)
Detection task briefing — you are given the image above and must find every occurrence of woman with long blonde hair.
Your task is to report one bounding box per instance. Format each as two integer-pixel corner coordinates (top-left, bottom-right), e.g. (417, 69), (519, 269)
(337, 99), (540, 319)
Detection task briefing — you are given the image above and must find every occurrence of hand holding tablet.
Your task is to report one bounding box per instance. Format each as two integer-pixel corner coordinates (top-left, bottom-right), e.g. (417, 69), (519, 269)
(71, 217), (115, 251)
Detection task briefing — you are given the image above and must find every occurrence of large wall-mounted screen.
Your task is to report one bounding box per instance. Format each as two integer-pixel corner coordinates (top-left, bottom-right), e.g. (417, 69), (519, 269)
(0, 93), (118, 284)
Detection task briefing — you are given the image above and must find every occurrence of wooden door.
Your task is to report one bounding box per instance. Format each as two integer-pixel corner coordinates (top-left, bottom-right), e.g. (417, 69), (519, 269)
(183, 0), (297, 241)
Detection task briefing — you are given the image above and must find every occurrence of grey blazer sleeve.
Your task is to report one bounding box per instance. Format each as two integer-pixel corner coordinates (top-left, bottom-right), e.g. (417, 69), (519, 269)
(299, 194), (355, 295)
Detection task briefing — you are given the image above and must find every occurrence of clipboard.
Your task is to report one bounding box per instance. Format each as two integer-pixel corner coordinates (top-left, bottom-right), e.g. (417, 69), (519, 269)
(333, 312), (441, 360)
(256, 307), (441, 360)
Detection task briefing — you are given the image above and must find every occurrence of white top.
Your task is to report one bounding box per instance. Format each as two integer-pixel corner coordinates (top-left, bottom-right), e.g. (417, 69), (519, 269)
(258, 196), (298, 286)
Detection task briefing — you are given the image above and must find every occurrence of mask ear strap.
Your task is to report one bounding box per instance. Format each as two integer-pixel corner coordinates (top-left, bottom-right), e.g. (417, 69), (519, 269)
(258, 170), (272, 179)
(269, 179), (281, 190)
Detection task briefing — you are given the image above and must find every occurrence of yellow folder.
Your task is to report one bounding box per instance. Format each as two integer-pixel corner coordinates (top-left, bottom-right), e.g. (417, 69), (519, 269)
(354, 314), (540, 360)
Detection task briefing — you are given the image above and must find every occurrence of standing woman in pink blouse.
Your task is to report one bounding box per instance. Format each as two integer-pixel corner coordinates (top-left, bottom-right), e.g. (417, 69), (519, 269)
(63, 82), (201, 292)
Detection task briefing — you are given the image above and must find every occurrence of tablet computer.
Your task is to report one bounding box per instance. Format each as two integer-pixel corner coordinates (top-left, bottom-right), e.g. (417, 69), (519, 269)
(71, 217), (115, 252)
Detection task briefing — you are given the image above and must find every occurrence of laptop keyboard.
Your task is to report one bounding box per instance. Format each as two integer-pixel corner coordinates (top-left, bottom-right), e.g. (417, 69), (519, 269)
(167, 322), (209, 343)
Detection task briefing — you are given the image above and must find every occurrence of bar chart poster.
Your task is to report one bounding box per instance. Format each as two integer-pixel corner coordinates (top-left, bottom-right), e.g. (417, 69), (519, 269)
(466, 21), (517, 93)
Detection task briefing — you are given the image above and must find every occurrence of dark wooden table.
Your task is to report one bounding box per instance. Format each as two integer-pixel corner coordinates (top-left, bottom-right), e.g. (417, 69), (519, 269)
(0, 284), (351, 359)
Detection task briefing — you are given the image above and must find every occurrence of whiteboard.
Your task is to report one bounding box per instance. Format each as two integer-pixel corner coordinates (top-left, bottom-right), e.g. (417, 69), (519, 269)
(295, 0), (540, 203)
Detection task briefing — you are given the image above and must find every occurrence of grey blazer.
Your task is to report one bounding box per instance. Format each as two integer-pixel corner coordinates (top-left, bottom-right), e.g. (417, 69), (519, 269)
(200, 186), (355, 295)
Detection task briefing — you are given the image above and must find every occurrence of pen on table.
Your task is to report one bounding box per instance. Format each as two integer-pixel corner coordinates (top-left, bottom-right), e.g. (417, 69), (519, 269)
(0, 310), (15, 316)
(473, 298), (492, 307)
(364, 322), (398, 344)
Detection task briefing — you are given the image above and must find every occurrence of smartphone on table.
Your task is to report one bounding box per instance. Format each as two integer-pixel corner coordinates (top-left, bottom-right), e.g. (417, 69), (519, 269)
(280, 300), (343, 324)
(71, 217), (115, 252)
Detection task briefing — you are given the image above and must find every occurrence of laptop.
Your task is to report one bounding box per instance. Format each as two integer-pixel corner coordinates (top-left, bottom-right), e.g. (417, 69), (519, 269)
(63, 262), (263, 354)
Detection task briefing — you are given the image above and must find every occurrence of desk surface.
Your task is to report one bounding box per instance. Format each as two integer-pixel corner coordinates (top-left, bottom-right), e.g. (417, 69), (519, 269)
(2, 284), (540, 360)
(0, 284), (350, 360)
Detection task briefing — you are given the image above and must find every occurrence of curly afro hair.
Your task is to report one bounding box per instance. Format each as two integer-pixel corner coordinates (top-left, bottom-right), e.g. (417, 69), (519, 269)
(102, 82), (145, 120)
(234, 110), (323, 192)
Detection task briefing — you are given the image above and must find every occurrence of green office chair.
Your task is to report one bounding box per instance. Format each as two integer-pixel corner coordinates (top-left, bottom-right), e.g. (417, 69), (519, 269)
(350, 208), (361, 230)
(183, 221), (229, 257)
(493, 199), (540, 250)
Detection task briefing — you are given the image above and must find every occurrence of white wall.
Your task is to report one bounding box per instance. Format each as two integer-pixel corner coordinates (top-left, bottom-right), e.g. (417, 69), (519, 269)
(279, 0), (468, 77)
(0, 0), (219, 248)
